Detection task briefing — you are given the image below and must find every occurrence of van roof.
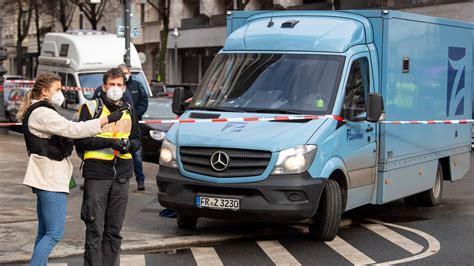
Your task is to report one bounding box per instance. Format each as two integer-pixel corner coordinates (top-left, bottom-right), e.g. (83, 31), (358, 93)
(224, 11), (371, 53)
(38, 31), (142, 72)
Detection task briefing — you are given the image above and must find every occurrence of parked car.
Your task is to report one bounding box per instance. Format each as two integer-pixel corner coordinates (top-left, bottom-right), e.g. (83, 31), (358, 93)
(141, 96), (176, 164)
(5, 87), (30, 122)
(150, 82), (197, 97)
(0, 75), (25, 101)
(1, 75), (23, 83)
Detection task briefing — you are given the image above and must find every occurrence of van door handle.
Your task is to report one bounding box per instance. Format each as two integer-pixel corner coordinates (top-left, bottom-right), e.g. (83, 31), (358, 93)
(366, 126), (374, 132)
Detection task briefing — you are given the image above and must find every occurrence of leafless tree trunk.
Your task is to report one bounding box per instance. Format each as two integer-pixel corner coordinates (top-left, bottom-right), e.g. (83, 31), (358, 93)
(16, 0), (34, 76)
(43, 0), (76, 32)
(147, 0), (170, 82)
(73, 0), (108, 30)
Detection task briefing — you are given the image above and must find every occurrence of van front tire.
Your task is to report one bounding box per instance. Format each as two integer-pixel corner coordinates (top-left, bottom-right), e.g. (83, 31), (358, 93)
(308, 179), (342, 241)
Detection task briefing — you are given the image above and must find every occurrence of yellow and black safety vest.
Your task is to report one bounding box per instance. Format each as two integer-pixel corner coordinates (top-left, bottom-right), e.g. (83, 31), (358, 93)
(82, 100), (132, 160)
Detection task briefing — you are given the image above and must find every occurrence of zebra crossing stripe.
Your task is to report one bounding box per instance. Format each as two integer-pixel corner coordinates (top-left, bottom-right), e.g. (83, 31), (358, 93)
(120, 255), (146, 266)
(191, 247), (223, 266)
(257, 240), (301, 266)
(362, 223), (424, 254)
(325, 236), (376, 265)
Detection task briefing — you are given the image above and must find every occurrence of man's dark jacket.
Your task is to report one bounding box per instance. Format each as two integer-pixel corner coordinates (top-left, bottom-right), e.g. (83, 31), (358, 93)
(75, 94), (141, 180)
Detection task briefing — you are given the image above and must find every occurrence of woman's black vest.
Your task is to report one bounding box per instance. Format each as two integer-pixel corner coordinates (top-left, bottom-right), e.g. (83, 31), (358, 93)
(22, 101), (73, 161)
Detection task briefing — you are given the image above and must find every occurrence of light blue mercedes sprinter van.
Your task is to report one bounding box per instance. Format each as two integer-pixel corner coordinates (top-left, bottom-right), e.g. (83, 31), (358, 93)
(157, 10), (473, 240)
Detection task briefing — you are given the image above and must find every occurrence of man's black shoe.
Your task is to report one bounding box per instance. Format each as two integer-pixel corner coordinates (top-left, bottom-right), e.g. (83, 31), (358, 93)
(137, 182), (145, 191)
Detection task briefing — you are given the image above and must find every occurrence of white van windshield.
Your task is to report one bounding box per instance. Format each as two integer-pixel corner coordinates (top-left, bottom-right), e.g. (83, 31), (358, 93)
(190, 53), (345, 115)
(78, 72), (150, 100)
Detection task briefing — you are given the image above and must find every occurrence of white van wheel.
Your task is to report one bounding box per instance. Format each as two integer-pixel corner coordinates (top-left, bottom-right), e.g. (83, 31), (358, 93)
(308, 179), (342, 241)
(416, 163), (443, 207)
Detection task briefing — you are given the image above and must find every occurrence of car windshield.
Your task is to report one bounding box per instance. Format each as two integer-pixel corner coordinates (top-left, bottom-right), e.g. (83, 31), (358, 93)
(190, 53), (345, 114)
(142, 97), (175, 119)
(79, 72), (150, 100)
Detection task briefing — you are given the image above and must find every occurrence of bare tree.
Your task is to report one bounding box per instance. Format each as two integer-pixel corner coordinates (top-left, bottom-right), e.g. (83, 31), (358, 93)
(15, 0), (34, 76)
(34, 1), (53, 74)
(73, 0), (108, 30)
(43, 0), (76, 32)
(147, 0), (170, 82)
(226, 0), (250, 10)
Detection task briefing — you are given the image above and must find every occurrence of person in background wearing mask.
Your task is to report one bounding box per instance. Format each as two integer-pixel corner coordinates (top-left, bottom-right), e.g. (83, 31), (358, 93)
(75, 68), (141, 266)
(117, 63), (148, 191)
(17, 73), (125, 265)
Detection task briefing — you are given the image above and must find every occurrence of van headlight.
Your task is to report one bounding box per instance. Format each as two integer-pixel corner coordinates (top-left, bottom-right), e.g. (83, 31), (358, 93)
(159, 139), (178, 168)
(149, 130), (166, 141)
(272, 145), (317, 175)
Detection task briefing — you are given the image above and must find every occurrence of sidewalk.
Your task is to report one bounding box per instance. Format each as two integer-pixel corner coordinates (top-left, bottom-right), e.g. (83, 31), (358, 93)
(0, 132), (298, 264)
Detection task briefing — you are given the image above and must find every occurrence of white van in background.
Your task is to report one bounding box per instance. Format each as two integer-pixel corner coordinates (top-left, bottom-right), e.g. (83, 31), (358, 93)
(37, 30), (151, 119)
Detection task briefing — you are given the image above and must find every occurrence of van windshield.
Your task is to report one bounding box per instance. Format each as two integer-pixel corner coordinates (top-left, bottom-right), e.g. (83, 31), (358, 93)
(78, 72), (150, 100)
(190, 53), (345, 115)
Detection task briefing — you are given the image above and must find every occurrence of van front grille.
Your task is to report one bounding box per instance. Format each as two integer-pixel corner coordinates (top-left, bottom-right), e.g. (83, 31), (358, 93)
(180, 147), (272, 177)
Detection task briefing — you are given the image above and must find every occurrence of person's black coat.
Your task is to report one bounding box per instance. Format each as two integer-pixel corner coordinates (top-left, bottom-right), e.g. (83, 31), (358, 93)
(126, 78), (148, 120)
(75, 94), (141, 180)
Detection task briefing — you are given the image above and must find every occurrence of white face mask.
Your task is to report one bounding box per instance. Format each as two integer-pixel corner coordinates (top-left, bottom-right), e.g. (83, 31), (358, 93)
(125, 74), (131, 82)
(106, 86), (124, 102)
(50, 91), (65, 106)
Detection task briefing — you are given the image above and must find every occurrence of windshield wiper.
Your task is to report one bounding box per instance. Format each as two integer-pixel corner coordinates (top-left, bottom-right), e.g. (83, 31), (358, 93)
(240, 108), (303, 115)
(189, 107), (239, 112)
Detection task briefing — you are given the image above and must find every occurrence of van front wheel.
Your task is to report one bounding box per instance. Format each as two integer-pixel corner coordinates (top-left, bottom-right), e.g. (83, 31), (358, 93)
(308, 179), (342, 241)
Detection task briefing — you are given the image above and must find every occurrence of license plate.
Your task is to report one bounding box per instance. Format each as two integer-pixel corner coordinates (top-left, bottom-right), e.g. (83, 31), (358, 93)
(196, 195), (240, 210)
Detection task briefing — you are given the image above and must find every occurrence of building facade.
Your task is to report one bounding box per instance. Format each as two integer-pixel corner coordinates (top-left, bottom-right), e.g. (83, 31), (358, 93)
(138, 0), (473, 84)
(0, 0), (473, 82)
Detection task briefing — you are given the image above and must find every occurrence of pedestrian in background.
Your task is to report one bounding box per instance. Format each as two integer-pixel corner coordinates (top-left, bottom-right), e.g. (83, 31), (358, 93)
(117, 63), (148, 191)
(17, 73), (125, 265)
(75, 68), (141, 265)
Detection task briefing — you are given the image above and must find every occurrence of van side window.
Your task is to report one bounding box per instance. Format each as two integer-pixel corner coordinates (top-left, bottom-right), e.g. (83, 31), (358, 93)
(66, 74), (77, 87)
(343, 58), (370, 117)
(58, 72), (67, 85)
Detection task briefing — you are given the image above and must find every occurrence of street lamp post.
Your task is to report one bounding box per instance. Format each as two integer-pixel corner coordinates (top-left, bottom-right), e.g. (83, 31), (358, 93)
(171, 28), (180, 83)
(123, 0), (131, 65)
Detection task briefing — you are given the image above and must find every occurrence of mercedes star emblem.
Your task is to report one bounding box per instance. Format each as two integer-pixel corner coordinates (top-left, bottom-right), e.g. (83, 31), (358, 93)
(210, 151), (230, 172)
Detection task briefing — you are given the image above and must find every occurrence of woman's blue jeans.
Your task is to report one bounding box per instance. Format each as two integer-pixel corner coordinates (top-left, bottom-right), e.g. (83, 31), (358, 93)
(30, 188), (67, 266)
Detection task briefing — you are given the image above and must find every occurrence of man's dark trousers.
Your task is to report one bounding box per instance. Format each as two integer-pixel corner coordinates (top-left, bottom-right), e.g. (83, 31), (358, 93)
(81, 177), (130, 266)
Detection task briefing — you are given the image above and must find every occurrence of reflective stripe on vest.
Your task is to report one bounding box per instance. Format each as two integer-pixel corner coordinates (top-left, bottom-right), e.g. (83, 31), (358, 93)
(83, 103), (132, 160)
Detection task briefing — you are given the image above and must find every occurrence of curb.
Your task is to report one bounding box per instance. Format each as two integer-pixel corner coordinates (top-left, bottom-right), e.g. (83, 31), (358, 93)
(0, 234), (245, 264)
(0, 219), (352, 264)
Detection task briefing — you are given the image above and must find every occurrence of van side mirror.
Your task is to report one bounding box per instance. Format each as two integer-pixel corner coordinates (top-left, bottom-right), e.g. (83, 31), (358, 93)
(366, 93), (384, 122)
(342, 106), (365, 122)
(172, 87), (186, 115)
(65, 90), (79, 104)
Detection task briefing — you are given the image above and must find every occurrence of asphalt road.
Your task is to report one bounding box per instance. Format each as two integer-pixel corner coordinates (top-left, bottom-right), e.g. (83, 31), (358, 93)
(49, 154), (473, 265)
(1, 131), (472, 265)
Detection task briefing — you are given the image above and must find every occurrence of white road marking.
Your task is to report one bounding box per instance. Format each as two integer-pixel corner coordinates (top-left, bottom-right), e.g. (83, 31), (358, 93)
(366, 219), (440, 265)
(120, 254), (146, 266)
(362, 223), (424, 254)
(191, 247), (223, 266)
(325, 236), (376, 265)
(257, 240), (301, 266)
(48, 264), (67, 266)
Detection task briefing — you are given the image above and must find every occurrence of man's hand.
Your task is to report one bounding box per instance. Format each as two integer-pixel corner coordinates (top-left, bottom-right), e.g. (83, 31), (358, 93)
(118, 138), (131, 154)
(108, 139), (127, 153)
(107, 110), (124, 124)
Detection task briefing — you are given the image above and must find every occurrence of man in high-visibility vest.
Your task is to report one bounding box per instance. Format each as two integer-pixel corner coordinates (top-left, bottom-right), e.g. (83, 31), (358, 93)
(75, 68), (141, 265)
